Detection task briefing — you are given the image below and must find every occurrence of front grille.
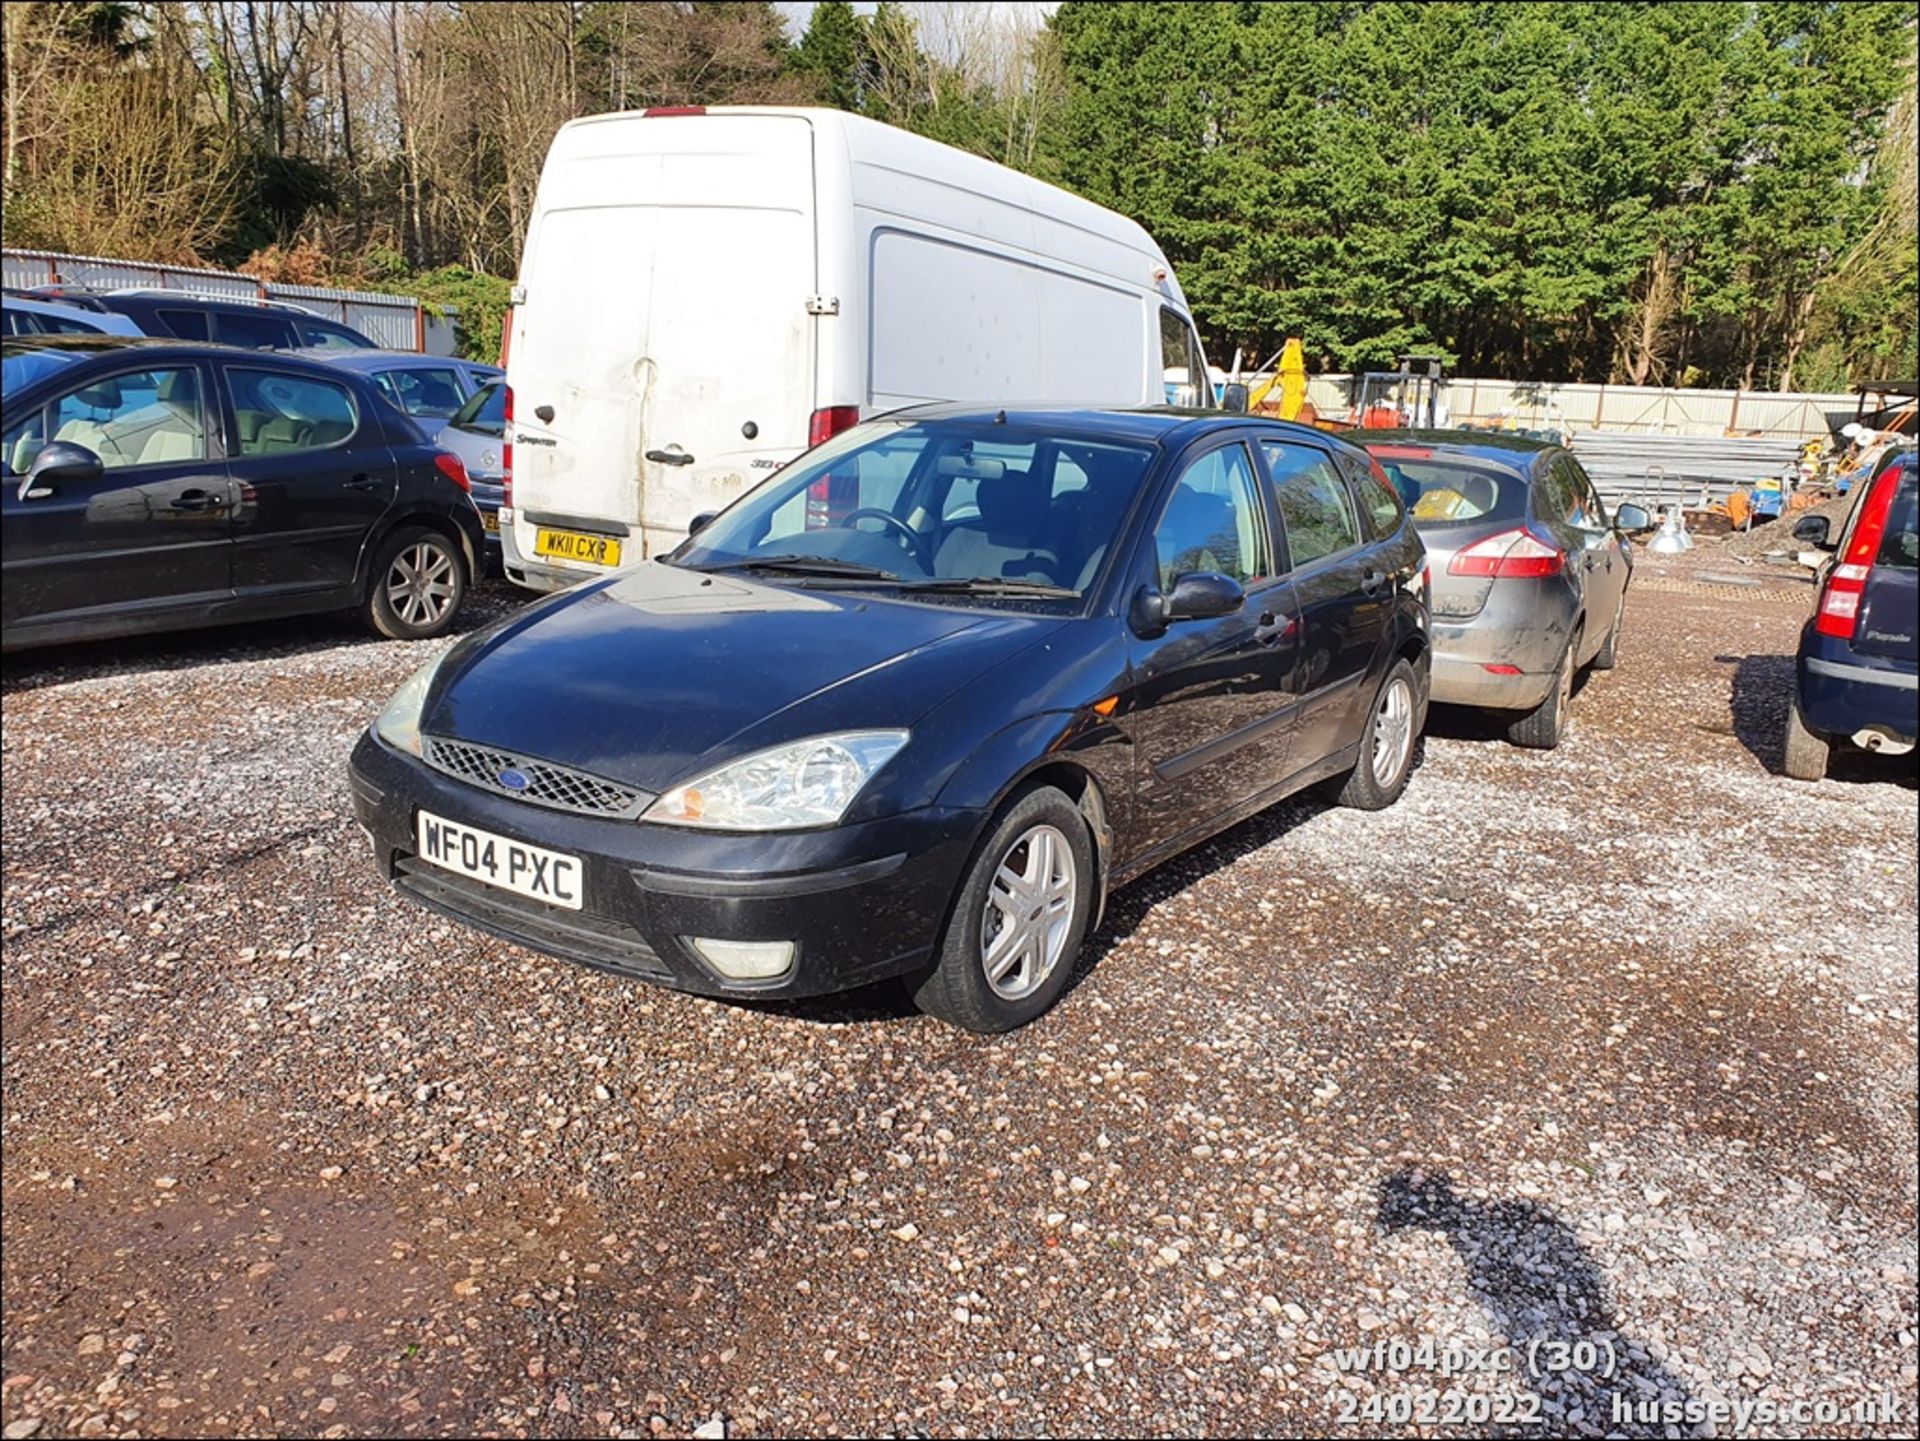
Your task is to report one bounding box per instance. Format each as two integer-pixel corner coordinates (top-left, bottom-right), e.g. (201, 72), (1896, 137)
(394, 858), (670, 980)
(422, 736), (649, 819)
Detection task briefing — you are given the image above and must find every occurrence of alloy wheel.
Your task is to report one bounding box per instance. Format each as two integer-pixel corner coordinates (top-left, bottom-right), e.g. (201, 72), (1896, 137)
(387, 541), (457, 628)
(1370, 675), (1416, 788)
(979, 823), (1077, 1001)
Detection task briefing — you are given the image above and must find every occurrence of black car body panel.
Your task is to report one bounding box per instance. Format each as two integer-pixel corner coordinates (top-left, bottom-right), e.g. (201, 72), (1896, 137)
(2, 336), (483, 651)
(350, 407), (1429, 1002)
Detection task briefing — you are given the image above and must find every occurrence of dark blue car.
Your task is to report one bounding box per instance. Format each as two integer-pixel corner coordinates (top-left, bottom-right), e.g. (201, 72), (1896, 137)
(1784, 445), (1918, 779)
(350, 406), (1432, 1031)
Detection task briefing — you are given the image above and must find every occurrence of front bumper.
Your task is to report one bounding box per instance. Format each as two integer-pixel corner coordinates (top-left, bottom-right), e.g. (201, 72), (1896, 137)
(348, 730), (983, 999)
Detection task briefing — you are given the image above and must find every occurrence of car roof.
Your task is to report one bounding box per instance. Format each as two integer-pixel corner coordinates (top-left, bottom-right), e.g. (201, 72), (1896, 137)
(880, 402), (1359, 452)
(306, 349), (497, 370)
(1, 332), (389, 381)
(1355, 428), (1556, 472)
(2, 294), (146, 334)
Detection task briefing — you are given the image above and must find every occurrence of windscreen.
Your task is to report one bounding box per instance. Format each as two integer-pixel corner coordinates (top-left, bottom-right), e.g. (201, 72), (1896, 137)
(1369, 450), (1528, 527)
(674, 420), (1157, 599)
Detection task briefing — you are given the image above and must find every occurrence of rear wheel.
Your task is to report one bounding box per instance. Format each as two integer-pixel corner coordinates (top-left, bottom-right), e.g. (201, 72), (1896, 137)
(1331, 659), (1420, 810)
(1591, 591), (1625, 670)
(365, 525), (468, 640)
(913, 786), (1094, 1033)
(1508, 631), (1577, 750)
(1782, 692), (1830, 782)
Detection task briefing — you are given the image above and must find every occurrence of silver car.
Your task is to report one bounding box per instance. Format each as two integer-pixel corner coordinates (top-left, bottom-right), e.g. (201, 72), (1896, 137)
(434, 381), (506, 561)
(1361, 433), (1648, 748)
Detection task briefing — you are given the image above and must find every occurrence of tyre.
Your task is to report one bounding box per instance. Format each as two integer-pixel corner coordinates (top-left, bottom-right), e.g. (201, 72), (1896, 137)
(1590, 591), (1625, 670)
(364, 526), (468, 640)
(1782, 691), (1830, 782)
(1332, 658), (1421, 810)
(1508, 631), (1577, 750)
(912, 785), (1095, 1033)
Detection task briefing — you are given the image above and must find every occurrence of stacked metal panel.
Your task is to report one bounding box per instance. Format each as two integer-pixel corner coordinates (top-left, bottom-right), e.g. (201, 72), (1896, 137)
(1566, 431), (1806, 510)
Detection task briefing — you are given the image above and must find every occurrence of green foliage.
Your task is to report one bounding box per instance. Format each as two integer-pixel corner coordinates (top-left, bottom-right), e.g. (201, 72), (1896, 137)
(792, 0), (866, 112)
(1049, 1), (1916, 386)
(363, 263), (514, 363)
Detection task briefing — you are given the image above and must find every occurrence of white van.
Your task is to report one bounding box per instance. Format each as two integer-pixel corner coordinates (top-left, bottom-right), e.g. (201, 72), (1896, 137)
(500, 105), (1217, 589)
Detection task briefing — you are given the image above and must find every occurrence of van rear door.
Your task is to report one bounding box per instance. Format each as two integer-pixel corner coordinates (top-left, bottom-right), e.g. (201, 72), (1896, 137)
(508, 113), (816, 564)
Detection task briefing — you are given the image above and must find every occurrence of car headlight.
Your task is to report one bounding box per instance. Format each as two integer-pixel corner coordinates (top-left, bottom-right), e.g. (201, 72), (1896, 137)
(373, 649), (452, 755)
(646, 731), (909, 830)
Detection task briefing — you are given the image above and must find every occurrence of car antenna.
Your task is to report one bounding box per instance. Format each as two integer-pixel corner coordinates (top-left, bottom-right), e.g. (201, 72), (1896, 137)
(994, 409), (1006, 425)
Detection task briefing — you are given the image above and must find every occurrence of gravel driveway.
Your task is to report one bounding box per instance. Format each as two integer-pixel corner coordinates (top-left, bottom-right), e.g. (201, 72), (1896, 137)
(4, 567), (1915, 1439)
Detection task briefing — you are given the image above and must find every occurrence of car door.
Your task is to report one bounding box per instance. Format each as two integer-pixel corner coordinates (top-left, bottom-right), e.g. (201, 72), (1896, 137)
(1261, 437), (1391, 768)
(1, 359), (233, 634)
(1123, 438), (1301, 855)
(221, 362), (398, 602)
(1539, 454), (1621, 661)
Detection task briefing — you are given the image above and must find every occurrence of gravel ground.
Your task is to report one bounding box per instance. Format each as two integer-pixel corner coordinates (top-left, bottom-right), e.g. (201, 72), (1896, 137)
(3, 574), (1915, 1439)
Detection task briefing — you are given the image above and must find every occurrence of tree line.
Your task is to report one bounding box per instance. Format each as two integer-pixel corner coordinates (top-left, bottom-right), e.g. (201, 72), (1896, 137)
(1, 1), (1913, 389)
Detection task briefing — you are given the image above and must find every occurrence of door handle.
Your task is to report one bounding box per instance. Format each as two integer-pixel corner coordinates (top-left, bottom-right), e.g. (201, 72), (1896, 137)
(645, 448), (695, 467)
(343, 473), (382, 491)
(170, 489), (220, 512)
(1254, 610), (1292, 646)
(1360, 568), (1385, 595)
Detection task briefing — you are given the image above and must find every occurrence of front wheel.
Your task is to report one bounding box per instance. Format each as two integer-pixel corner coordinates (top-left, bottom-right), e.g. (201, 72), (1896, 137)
(913, 786), (1094, 1033)
(364, 526), (468, 640)
(1332, 658), (1421, 810)
(1782, 691), (1830, 782)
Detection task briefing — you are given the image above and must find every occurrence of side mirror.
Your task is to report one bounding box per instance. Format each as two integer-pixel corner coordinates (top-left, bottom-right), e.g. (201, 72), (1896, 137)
(1613, 502), (1651, 532)
(688, 510), (718, 536)
(20, 440), (102, 498)
(1221, 382), (1249, 415)
(1161, 571), (1247, 624)
(1791, 513), (1832, 549)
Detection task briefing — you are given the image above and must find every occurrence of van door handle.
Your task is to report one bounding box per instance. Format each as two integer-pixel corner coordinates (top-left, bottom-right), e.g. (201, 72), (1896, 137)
(646, 449), (695, 466)
(343, 473), (382, 491)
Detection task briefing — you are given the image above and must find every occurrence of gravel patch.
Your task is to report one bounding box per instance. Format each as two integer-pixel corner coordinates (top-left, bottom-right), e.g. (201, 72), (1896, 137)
(3, 577), (1915, 1438)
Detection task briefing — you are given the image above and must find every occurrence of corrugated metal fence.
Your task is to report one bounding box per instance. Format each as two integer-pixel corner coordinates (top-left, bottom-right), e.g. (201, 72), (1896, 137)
(2, 248), (458, 355)
(1297, 372), (1858, 441)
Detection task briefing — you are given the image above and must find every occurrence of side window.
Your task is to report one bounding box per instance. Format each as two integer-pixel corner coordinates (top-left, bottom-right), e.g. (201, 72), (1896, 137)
(380, 367), (466, 418)
(46, 367), (206, 469)
(1153, 443), (1270, 588)
(156, 308), (213, 341)
(1343, 452), (1404, 539)
(1532, 461), (1579, 528)
(1263, 440), (1361, 568)
(3, 406), (49, 475)
(1563, 459), (1609, 535)
(296, 319), (373, 351)
(1159, 307), (1209, 408)
(227, 368), (359, 456)
(215, 311), (296, 350)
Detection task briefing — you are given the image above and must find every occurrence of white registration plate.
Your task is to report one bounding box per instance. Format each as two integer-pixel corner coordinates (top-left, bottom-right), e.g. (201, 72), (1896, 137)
(415, 811), (583, 910)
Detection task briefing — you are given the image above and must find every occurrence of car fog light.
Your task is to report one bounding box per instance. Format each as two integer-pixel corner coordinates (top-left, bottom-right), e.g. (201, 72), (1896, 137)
(687, 937), (796, 981)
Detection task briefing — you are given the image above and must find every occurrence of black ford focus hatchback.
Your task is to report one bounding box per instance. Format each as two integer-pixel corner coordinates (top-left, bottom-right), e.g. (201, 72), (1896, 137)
(350, 407), (1430, 1031)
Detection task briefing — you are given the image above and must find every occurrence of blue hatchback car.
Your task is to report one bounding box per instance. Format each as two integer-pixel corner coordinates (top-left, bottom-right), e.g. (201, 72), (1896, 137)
(1784, 445), (1918, 779)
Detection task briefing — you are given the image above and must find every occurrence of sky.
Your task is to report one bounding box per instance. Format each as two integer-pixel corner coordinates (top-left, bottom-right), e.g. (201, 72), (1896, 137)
(774, 2), (1060, 48)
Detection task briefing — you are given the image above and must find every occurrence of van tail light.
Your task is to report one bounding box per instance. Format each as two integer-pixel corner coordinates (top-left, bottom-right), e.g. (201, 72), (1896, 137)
(498, 306), (512, 368)
(501, 385), (514, 510)
(1447, 527), (1565, 579)
(808, 405), (860, 448)
(802, 408), (861, 530)
(433, 451), (471, 492)
(1814, 463), (1899, 638)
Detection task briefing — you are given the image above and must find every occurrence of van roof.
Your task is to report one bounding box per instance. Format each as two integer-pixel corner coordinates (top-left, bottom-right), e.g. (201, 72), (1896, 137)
(553, 106), (1184, 307)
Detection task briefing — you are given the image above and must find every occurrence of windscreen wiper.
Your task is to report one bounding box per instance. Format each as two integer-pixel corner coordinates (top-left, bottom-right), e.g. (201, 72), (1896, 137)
(896, 577), (1080, 599)
(692, 554), (904, 581)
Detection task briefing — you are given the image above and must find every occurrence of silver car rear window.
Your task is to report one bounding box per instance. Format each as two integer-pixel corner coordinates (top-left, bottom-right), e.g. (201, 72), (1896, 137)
(1370, 452), (1527, 527)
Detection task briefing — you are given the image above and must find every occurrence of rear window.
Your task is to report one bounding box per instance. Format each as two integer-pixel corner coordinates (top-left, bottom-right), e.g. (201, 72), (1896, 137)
(449, 381), (505, 432)
(1368, 449), (1526, 527)
(1877, 466), (1918, 570)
